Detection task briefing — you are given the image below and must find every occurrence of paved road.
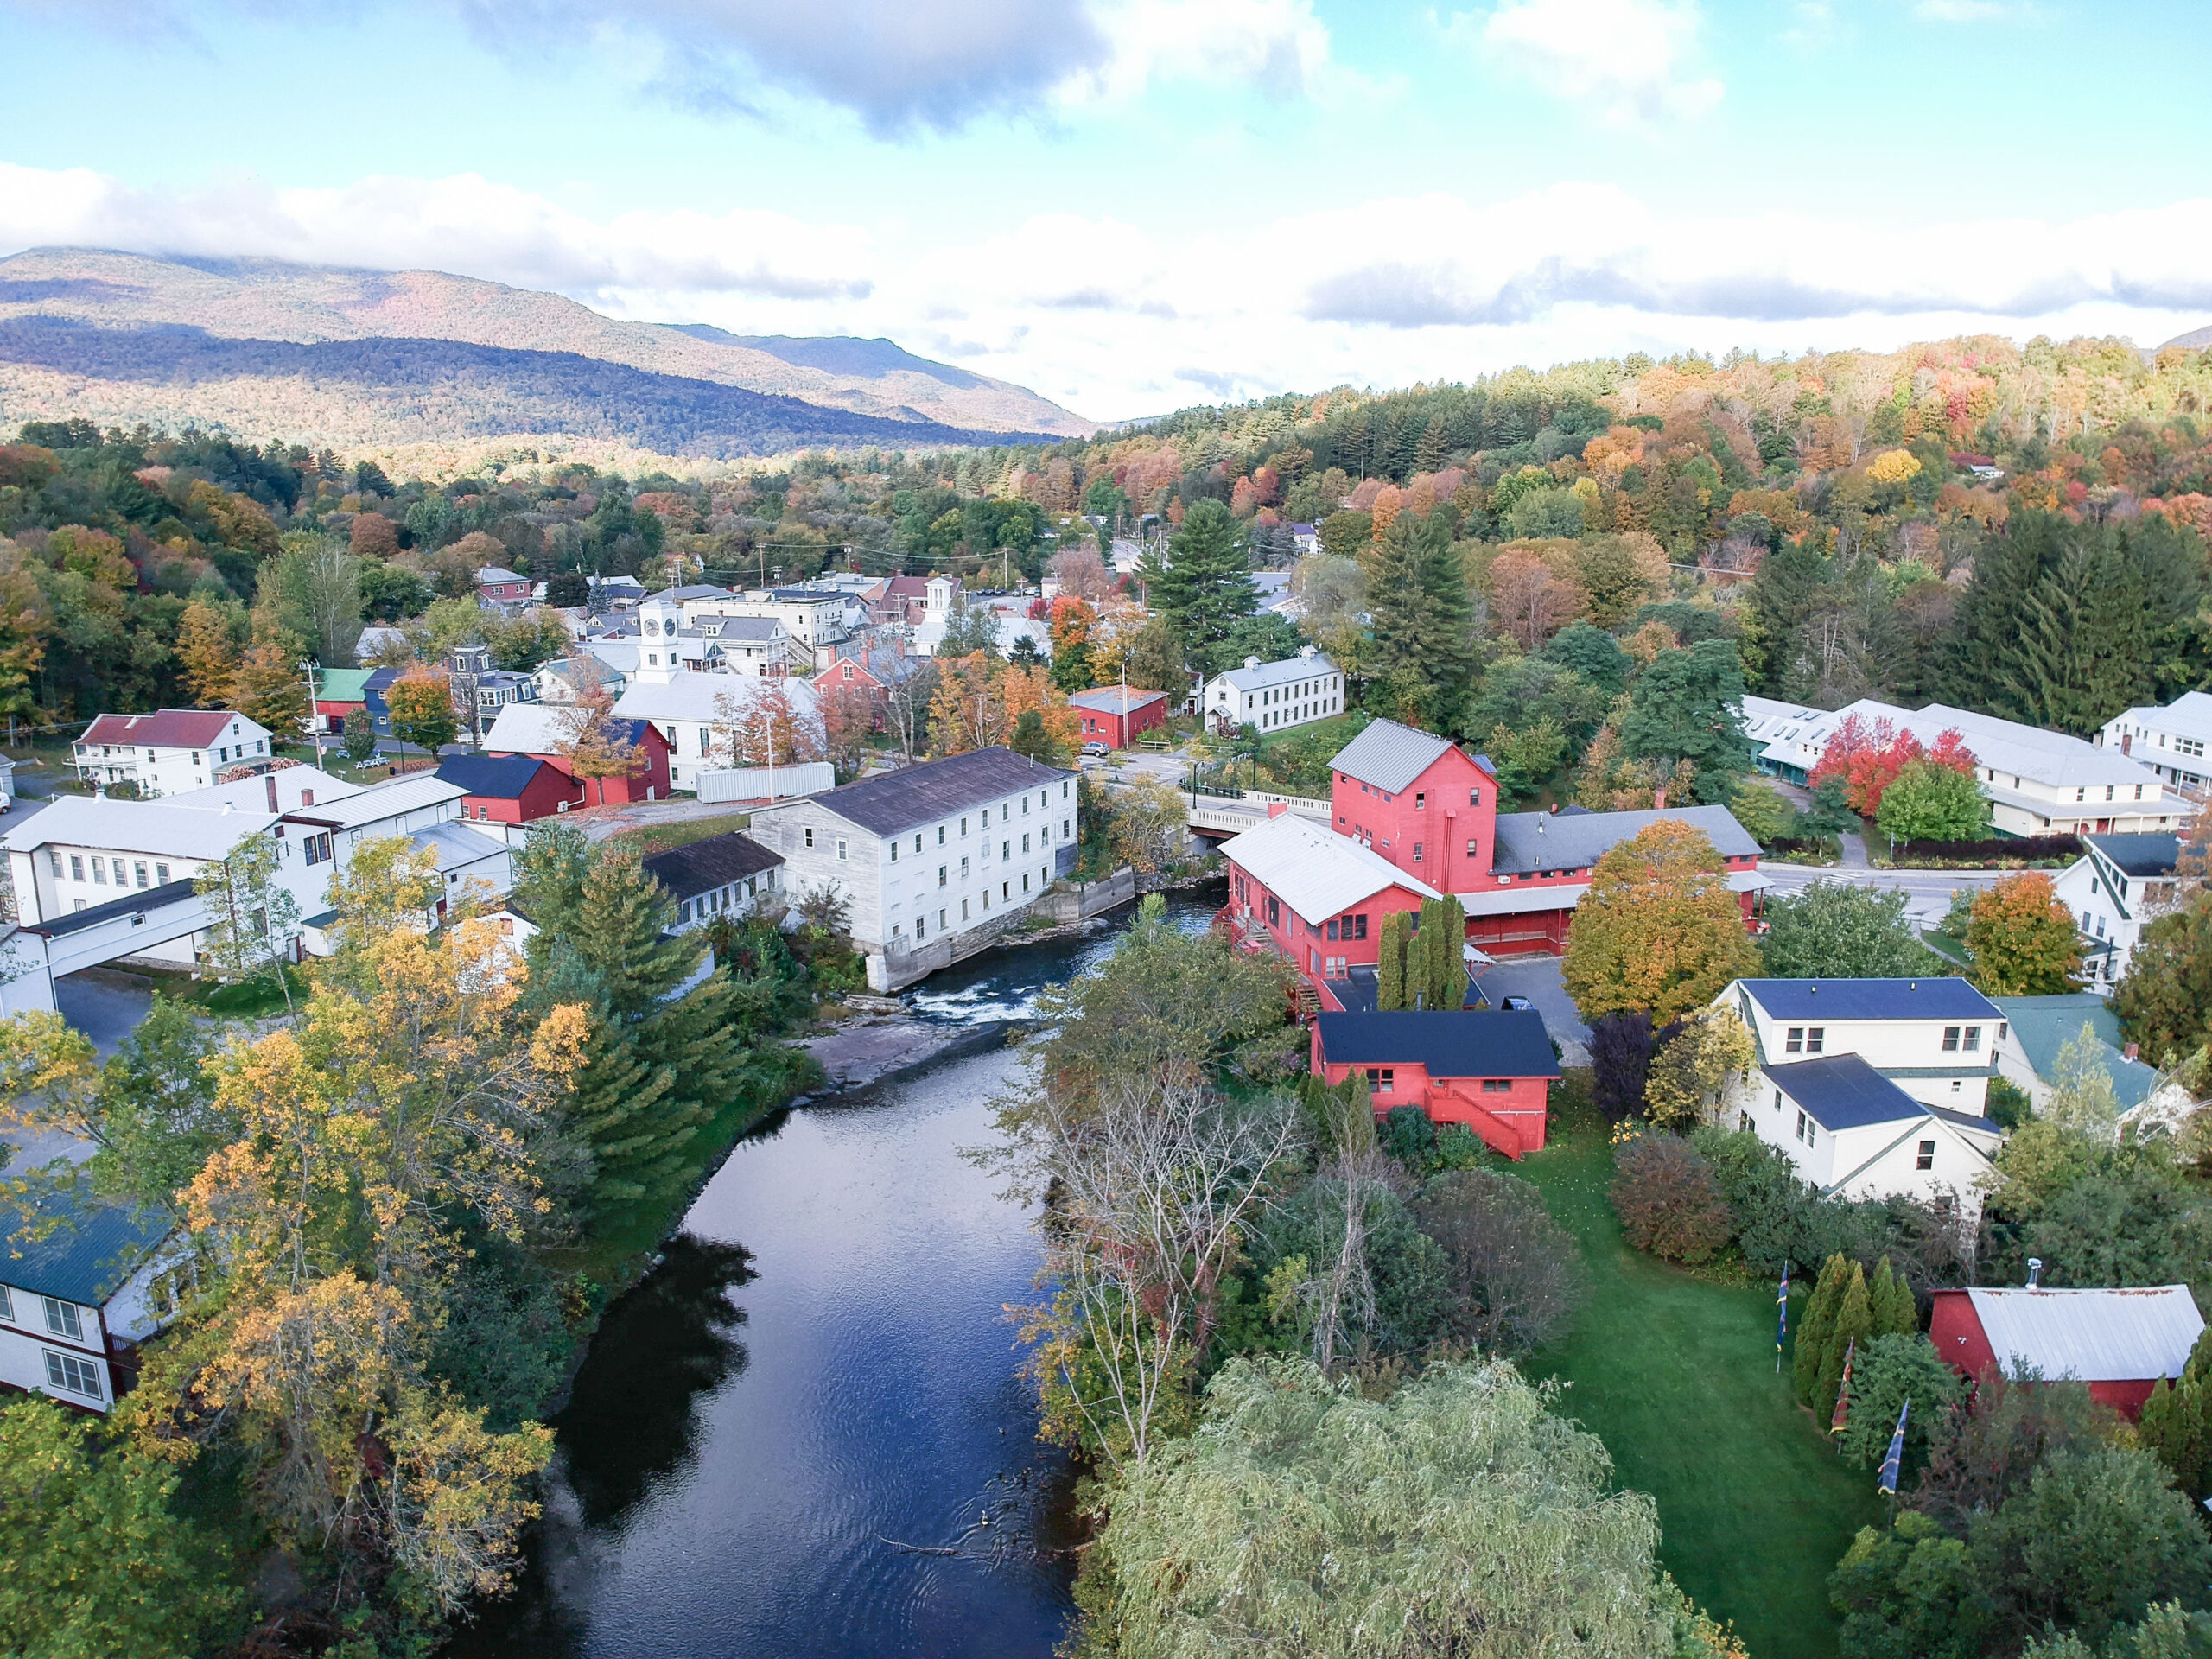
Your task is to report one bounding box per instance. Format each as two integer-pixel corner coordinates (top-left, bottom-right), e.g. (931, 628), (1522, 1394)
(1760, 860), (2005, 929)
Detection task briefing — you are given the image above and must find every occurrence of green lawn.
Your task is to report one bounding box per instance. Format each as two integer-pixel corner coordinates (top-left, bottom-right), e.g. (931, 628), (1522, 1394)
(1516, 1089), (1882, 1659)
(609, 810), (753, 858)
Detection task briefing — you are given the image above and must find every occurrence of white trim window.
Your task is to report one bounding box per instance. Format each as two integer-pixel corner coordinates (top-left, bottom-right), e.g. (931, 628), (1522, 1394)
(42, 1296), (81, 1340)
(44, 1350), (101, 1399)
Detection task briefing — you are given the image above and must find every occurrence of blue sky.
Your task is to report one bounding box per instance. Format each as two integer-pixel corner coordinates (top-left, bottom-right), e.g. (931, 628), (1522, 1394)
(3, 0), (2208, 419)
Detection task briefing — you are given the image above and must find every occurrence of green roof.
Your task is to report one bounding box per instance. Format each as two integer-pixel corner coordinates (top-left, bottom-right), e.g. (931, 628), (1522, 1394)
(0, 1190), (171, 1306)
(1993, 994), (2160, 1111)
(315, 667), (374, 702)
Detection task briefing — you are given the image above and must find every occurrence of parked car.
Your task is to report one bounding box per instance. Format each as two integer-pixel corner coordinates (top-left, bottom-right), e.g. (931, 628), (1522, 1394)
(1500, 995), (1535, 1012)
(1081, 741), (1110, 758)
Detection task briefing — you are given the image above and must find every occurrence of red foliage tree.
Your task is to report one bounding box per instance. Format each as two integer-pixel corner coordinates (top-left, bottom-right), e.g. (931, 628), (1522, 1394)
(1809, 715), (1976, 816)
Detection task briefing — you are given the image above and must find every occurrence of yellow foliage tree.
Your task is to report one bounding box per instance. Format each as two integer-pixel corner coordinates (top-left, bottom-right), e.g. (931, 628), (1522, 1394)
(1644, 1007), (1755, 1129)
(175, 598), (240, 708)
(1562, 821), (1763, 1026)
(1866, 450), (1923, 486)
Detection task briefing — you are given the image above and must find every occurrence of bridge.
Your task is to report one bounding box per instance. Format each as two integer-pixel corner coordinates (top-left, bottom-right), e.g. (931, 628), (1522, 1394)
(1181, 790), (1332, 839)
(1, 880), (213, 1015)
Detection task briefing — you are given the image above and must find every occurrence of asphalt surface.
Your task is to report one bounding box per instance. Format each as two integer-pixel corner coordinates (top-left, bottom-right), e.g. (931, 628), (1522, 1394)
(1471, 956), (1592, 1063)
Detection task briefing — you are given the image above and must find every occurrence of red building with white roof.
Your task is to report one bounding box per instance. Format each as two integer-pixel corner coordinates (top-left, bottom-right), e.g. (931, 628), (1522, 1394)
(1221, 807), (1436, 989)
(1310, 1010), (1562, 1156)
(1928, 1284), (2204, 1419)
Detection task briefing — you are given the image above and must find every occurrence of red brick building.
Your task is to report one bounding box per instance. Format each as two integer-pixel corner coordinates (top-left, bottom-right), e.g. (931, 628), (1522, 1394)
(1071, 687), (1168, 749)
(1310, 1010), (1561, 1157)
(436, 753), (586, 824)
(1928, 1284), (2203, 1419)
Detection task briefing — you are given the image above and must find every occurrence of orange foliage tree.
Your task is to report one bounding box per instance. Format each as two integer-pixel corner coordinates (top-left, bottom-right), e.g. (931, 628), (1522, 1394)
(1965, 872), (2082, 996)
(1808, 715), (1974, 817)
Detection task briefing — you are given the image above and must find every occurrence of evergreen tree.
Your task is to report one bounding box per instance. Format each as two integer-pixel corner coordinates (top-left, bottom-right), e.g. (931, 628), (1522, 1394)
(1795, 1252), (1848, 1406)
(1361, 512), (1474, 727)
(1377, 911), (1409, 1011)
(1414, 895), (1467, 1009)
(1138, 499), (1256, 676)
(2139, 1328), (2212, 1500)
(1739, 539), (1827, 693)
(1873, 1255), (1919, 1334)
(1818, 1262), (1873, 1424)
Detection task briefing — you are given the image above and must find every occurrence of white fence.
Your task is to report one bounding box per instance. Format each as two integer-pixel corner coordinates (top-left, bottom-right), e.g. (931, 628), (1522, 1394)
(695, 763), (836, 804)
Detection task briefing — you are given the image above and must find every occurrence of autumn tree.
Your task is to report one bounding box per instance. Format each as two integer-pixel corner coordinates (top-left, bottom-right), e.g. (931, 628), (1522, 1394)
(555, 660), (645, 803)
(230, 610), (310, 737)
(1644, 1007), (1754, 1129)
(818, 679), (876, 779)
(1966, 872), (2082, 996)
(1563, 821), (1763, 1026)
(175, 597), (241, 707)
(1109, 775), (1192, 887)
(350, 510), (401, 560)
(1487, 547), (1589, 649)
(386, 663), (460, 761)
(927, 651), (1003, 756)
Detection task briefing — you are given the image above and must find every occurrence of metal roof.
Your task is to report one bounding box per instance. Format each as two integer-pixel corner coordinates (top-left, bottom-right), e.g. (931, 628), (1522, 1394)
(642, 832), (785, 899)
(1963, 1285), (2203, 1382)
(1741, 977), (2000, 1022)
(1219, 810), (1439, 924)
(1491, 804), (1760, 874)
(760, 747), (1072, 836)
(1329, 718), (1460, 793)
(1209, 652), (1339, 695)
(1314, 1010), (1560, 1078)
(290, 773), (466, 830)
(615, 671), (820, 725)
(1070, 688), (1167, 714)
(406, 822), (508, 873)
(314, 668), (375, 702)
(0, 1192), (171, 1306)
(0, 796), (272, 861)
(2083, 832), (2180, 879)
(1764, 1052), (1933, 1131)
(437, 753), (560, 799)
(22, 877), (199, 939)
(77, 709), (257, 750)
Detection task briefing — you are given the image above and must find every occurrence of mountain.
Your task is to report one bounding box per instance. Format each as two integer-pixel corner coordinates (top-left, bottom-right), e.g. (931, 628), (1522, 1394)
(2161, 323), (2212, 353)
(0, 247), (1095, 456)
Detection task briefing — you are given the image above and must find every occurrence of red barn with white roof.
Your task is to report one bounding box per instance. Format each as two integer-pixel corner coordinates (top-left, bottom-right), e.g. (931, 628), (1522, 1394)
(1928, 1284), (2204, 1418)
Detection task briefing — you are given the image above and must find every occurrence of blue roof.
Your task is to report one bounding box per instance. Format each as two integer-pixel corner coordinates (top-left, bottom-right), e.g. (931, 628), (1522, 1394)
(1740, 978), (1999, 1022)
(437, 753), (554, 799)
(0, 1191), (170, 1306)
(1993, 995), (2162, 1112)
(1764, 1053), (1930, 1132)
(1316, 1010), (1560, 1078)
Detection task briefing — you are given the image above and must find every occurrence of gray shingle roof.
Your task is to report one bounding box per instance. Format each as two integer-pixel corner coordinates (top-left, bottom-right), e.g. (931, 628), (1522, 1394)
(770, 747), (1072, 836)
(1329, 719), (1459, 793)
(642, 832), (785, 899)
(1491, 804), (1759, 874)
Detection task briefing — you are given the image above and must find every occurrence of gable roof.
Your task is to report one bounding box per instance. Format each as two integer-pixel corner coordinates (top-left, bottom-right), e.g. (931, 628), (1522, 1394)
(169, 765), (362, 816)
(286, 772), (465, 830)
(477, 565), (527, 584)
(1070, 688), (1167, 715)
(615, 671), (820, 725)
(1315, 1010), (1560, 1079)
(1764, 1052), (1936, 1131)
(2083, 832), (2181, 879)
(0, 795), (271, 861)
(1740, 977), (2000, 1022)
(437, 753), (563, 800)
(762, 747), (1071, 836)
(1962, 1285), (2203, 1382)
(1220, 810), (1439, 924)
(0, 1192), (172, 1306)
(79, 709), (255, 750)
(1210, 652), (1338, 694)
(1491, 804), (1759, 874)
(641, 831), (785, 899)
(1329, 718), (1462, 794)
(314, 668), (374, 703)
(1992, 994), (2162, 1112)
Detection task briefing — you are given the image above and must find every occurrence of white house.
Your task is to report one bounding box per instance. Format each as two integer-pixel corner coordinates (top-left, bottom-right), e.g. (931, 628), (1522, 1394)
(1740, 695), (2188, 837)
(1713, 977), (2006, 1208)
(632, 592), (794, 677)
(1988, 993), (2183, 1126)
(2096, 690), (2212, 798)
(531, 656), (628, 704)
(1202, 647), (1344, 736)
(2050, 832), (2183, 990)
(744, 747), (1077, 991)
(72, 709), (276, 798)
(0, 1190), (181, 1414)
(614, 671), (822, 792)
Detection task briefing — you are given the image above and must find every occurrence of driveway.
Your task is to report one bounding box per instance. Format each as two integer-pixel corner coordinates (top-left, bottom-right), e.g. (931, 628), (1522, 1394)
(1471, 956), (1592, 1065)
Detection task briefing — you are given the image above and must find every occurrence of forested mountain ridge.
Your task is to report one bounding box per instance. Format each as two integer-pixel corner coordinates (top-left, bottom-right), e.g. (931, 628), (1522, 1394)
(0, 246), (1095, 449)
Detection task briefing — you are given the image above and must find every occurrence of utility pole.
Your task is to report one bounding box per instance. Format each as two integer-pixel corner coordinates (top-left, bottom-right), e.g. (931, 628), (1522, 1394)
(299, 658), (326, 766)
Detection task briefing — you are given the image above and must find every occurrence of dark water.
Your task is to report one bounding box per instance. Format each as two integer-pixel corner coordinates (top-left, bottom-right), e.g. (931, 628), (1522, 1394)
(452, 885), (1224, 1659)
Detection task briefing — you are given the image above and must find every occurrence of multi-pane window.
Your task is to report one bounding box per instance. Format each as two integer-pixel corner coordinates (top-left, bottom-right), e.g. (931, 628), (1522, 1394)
(1480, 1079), (1511, 1094)
(1916, 1140), (1936, 1171)
(44, 1351), (100, 1399)
(1786, 1027), (1804, 1053)
(1365, 1067), (1395, 1092)
(1961, 1026), (1981, 1052)
(1805, 1027), (1825, 1053)
(42, 1297), (81, 1340)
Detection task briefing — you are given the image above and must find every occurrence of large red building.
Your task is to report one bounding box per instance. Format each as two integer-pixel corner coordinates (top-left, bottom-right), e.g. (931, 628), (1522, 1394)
(1071, 687), (1168, 750)
(1928, 1285), (2203, 1419)
(436, 753), (587, 824)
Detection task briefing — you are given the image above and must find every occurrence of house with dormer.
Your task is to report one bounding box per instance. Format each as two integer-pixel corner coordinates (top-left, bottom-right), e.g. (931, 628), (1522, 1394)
(1712, 977), (2006, 1209)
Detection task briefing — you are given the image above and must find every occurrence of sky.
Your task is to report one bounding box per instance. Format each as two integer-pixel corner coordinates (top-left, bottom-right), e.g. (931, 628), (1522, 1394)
(2, 0), (2209, 423)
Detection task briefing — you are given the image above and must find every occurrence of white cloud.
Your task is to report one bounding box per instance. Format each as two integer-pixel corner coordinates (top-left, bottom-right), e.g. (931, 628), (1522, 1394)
(1459, 0), (1723, 123)
(1070, 0), (1334, 103)
(5, 162), (2212, 423)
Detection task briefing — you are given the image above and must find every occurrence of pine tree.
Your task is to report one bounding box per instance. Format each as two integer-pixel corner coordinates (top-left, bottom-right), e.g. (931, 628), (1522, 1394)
(1429, 895), (1466, 1009)
(1794, 1253), (1848, 1406)
(1137, 499), (1257, 677)
(1816, 1263), (1872, 1424)
(1871, 1256), (1918, 1334)
(1377, 911), (1408, 1011)
(1360, 511), (1474, 727)
(2139, 1328), (2212, 1500)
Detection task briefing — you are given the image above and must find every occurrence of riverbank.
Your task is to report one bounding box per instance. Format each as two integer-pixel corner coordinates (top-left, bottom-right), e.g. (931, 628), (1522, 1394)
(798, 1014), (1027, 1099)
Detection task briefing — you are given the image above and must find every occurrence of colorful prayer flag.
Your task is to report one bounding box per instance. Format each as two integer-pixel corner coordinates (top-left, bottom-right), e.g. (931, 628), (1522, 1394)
(1777, 1264), (1789, 1372)
(1878, 1397), (1910, 1496)
(1830, 1338), (1856, 1436)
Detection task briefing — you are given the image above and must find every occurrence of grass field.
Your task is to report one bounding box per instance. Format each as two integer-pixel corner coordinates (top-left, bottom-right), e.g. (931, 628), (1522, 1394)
(1516, 1088), (1883, 1659)
(608, 810), (753, 858)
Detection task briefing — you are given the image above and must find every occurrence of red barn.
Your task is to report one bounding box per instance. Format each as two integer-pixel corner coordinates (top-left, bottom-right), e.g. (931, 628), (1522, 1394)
(1329, 719), (1767, 958)
(1311, 1009), (1561, 1158)
(481, 706), (674, 806)
(436, 753), (585, 824)
(1070, 687), (1167, 750)
(1928, 1285), (2204, 1418)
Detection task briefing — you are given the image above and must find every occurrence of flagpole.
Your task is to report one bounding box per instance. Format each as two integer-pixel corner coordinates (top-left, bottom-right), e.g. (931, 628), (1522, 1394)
(1777, 1263), (1789, 1374)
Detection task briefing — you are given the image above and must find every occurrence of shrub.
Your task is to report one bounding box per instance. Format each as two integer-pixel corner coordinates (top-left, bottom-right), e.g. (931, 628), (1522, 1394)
(1886, 834), (2082, 867)
(1590, 1011), (1664, 1122)
(1611, 1134), (1733, 1264)
(1411, 1169), (1586, 1353)
(1381, 1103), (1437, 1168)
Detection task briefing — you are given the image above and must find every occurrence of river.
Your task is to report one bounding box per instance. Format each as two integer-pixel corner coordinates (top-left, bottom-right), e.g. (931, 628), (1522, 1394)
(451, 884), (1225, 1659)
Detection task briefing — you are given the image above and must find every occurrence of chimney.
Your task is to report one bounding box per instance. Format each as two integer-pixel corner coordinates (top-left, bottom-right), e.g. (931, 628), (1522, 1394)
(1268, 802), (1287, 819)
(265, 773), (279, 812)
(1653, 788), (1667, 810)
(2026, 1258), (2044, 1288)
(1244, 656), (1261, 671)
(2126, 1042), (2140, 1060)
(1299, 645), (1315, 659)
